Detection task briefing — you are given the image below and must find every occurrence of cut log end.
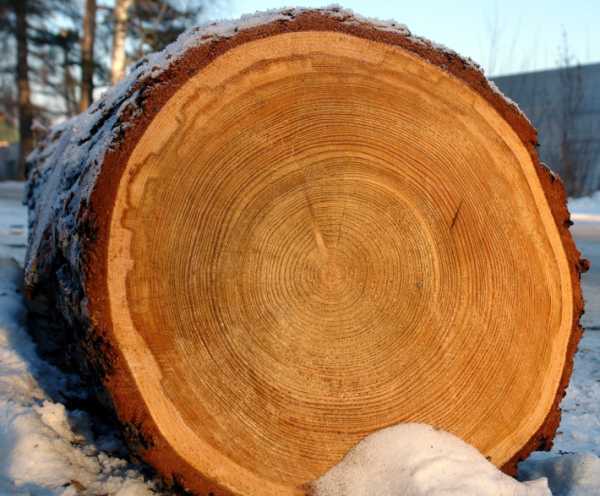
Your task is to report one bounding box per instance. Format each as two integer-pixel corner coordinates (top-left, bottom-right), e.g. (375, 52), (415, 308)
(25, 8), (585, 496)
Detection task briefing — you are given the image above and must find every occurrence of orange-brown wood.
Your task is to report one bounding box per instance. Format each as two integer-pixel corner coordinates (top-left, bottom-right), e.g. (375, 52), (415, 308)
(25, 8), (587, 496)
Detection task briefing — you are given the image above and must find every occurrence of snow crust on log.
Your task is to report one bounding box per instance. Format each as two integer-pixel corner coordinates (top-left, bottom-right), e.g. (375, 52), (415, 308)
(311, 424), (551, 496)
(487, 80), (531, 126)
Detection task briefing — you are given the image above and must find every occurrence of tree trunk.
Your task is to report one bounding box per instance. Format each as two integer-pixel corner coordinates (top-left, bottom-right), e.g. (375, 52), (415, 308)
(24, 8), (588, 496)
(58, 30), (78, 117)
(15, 0), (33, 180)
(110, 0), (132, 84)
(79, 0), (96, 111)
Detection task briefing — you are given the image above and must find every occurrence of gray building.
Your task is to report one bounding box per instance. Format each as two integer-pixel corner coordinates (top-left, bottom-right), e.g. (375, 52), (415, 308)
(493, 63), (600, 196)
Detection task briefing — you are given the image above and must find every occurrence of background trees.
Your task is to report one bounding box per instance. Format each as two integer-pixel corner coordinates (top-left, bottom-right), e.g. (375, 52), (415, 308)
(0, 1), (597, 194)
(0, 0), (220, 178)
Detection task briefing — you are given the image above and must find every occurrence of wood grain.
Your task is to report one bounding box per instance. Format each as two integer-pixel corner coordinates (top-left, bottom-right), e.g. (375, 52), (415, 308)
(108, 31), (571, 492)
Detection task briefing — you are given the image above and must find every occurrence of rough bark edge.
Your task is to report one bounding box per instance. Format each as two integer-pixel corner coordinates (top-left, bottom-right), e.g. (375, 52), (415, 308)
(24, 6), (588, 495)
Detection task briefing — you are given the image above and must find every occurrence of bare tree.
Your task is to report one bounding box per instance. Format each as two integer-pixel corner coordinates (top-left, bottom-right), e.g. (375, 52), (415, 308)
(80, 0), (96, 111)
(111, 0), (132, 84)
(492, 26), (599, 196)
(554, 30), (597, 196)
(483, 3), (503, 76)
(130, 0), (211, 58)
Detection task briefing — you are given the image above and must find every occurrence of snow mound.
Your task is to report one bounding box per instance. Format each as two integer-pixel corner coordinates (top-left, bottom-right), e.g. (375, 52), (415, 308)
(520, 453), (600, 496)
(311, 423), (550, 496)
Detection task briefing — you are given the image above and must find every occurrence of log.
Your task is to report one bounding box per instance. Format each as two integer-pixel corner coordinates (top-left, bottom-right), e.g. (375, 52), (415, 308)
(24, 7), (587, 496)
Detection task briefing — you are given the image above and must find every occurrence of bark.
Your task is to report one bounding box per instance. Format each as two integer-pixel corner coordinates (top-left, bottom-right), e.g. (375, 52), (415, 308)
(24, 8), (588, 495)
(110, 0), (132, 84)
(15, 0), (34, 180)
(80, 0), (96, 111)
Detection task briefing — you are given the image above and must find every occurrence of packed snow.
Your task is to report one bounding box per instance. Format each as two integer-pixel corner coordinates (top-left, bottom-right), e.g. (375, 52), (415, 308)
(520, 453), (600, 496)
(2, 180), (600, 496)
(312, 424), (551, 496)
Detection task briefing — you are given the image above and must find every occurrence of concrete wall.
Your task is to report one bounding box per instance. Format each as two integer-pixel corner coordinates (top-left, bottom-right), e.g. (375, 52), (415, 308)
(493, 63), (600, 196)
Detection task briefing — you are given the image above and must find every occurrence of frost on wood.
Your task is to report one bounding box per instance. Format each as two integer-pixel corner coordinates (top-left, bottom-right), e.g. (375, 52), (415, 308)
(311, 424), (551, 496)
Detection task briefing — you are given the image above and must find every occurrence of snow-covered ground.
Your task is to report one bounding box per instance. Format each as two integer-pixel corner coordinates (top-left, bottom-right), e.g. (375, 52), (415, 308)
(0, 182), (27, 263)
(0, 182), (159, 495)
(1, 180), (599, 495)
(569, 194), (600, 331)
(569, 192), (600, 222)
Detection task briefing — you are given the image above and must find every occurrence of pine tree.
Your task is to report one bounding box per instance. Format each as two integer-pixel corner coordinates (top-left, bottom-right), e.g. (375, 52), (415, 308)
(0, 0), (79, 175)
(129, 0), (209, 58)
(2, 0), (35, 178)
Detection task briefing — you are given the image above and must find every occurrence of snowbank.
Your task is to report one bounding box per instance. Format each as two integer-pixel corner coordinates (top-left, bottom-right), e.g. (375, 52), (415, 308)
(312, 423), (550, 496)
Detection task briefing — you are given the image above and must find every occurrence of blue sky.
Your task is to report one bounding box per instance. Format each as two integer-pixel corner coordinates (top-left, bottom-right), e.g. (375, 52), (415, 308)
(213, 0), (599, 76)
